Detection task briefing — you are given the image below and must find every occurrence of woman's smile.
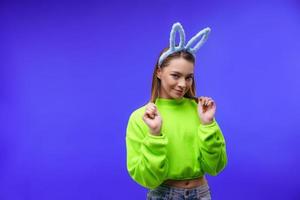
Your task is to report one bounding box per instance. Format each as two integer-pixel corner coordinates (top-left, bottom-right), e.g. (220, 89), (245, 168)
(174, 89), (184, 96)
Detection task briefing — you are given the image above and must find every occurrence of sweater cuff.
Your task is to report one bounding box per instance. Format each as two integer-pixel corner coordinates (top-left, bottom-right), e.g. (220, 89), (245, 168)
(198, 120), (221, 142)
(200, 119), (216, 127)
(143, 132), (168, 148)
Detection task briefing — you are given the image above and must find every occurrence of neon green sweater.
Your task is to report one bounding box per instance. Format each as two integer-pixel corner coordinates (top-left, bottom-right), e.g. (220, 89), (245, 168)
(126, 97), (227, 189)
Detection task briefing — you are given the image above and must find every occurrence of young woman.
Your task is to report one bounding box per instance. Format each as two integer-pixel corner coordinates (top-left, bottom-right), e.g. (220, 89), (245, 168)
(126, 22), (227, 200)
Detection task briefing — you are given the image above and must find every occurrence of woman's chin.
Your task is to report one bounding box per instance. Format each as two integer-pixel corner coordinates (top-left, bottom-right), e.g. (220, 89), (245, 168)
(172, 92), (184, 99)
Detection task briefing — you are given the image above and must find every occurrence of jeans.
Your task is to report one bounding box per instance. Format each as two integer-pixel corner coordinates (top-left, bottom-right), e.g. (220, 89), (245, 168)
(147, 183), (211, 200)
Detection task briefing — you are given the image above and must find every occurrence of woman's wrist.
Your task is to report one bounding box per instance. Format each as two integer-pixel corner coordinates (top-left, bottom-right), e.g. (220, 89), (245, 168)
(150, 128), (161, 136)
(201, 119), (214, 125)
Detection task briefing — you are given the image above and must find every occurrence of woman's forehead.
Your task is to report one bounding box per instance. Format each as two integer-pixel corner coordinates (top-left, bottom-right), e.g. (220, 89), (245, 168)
(164, 59), (194, 73)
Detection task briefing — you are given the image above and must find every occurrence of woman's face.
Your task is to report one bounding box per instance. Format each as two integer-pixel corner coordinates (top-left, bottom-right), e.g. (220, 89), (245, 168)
(157, 57), (194, 99)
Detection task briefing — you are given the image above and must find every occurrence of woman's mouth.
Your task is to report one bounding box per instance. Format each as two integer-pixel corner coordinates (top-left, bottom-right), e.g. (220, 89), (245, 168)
(174, 89), (184, 95)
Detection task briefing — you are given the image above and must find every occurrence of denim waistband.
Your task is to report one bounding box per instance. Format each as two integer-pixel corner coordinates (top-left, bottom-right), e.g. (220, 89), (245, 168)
(158, 182), (210, 193)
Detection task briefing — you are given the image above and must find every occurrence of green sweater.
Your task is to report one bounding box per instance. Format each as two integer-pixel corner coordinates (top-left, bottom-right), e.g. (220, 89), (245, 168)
(126, 97), (227, 189)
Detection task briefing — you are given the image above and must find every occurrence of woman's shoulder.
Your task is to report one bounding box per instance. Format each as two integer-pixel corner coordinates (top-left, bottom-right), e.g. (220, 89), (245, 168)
(128, 104), (147, 121)
(127, 104), (148, 132)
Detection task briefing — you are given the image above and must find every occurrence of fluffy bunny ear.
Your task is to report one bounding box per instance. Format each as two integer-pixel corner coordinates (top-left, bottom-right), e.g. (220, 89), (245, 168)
(158, 22), (186, 66)
(185, 27), (211, 55)
(169, 22), (186, 51)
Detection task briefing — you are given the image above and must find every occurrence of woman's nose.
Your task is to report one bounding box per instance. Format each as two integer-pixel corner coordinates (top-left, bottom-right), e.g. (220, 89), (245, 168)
(178, 79), (186, 88)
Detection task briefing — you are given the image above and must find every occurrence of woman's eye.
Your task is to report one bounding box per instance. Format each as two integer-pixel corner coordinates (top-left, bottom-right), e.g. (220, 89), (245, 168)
(186, 77), (193, 81)
(171, 74), (179, 79)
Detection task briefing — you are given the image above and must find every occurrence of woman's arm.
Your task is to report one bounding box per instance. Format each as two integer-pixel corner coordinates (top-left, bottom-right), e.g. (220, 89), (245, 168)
(198, 119), (227, 175)
(196, 97), (227, 175)
(126, 112), (169, 189)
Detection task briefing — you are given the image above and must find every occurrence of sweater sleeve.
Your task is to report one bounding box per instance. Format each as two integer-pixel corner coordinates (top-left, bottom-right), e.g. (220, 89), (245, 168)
(198, 119), (227, 176)
(125, 113), (169, 189)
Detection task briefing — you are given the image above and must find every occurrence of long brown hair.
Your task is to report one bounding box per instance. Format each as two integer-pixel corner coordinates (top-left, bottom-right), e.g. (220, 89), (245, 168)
(150, 47), (197, 103)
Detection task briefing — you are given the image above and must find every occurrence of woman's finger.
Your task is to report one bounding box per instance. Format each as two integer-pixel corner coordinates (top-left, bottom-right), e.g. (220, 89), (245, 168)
(149, 107), (156, 112)
(207, 99), (214, 106)
(147, 104), (157, 112)
(203, 97), (214, 106)
(204, 98), (209, 106)
(147, 108), (154, 113)
(149, 108), (156, 116)
(145, 110), (155, 119)
(198, 97), (204, 105)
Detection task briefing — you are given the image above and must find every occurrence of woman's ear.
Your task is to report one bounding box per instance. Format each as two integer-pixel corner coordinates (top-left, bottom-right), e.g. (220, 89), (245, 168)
(156, 68), (162, 79)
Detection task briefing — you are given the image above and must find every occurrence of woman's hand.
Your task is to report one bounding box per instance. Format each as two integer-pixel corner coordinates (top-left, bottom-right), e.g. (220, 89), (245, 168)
(142, 102), (162, 136)
(197, 96), (216, 125)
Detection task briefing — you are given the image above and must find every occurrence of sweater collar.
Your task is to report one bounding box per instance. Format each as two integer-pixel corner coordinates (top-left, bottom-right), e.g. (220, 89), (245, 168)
(155, 97), (187, 106)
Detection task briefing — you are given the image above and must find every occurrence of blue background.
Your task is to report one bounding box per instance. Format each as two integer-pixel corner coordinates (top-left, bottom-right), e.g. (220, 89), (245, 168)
(1, 0), (300, 199)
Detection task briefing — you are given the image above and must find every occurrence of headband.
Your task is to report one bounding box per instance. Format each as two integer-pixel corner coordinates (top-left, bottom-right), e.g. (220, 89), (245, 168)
(158, 22), (211, 67)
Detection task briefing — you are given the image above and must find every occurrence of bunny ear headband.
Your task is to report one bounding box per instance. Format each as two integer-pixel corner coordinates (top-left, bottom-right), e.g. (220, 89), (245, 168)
(158, 22), (211, 67)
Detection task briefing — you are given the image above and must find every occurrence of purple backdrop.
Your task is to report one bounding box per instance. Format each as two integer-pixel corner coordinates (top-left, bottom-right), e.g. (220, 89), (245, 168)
(1, 0), (300, 199)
